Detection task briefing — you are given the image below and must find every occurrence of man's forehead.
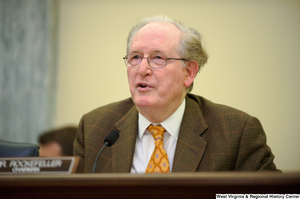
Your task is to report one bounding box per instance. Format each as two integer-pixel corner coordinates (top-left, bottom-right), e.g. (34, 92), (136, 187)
(138, 21), (180, 36)
(130, 21), (181, 53)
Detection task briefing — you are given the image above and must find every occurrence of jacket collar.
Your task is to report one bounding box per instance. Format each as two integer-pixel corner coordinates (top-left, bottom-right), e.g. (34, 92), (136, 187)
(172, 95), (208, 172)
(111, 95), (208, 173)
(112, 106), (138, 173)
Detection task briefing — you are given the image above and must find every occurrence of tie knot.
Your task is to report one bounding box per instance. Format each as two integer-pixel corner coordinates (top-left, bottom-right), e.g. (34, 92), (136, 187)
(148, 125), (165, 141)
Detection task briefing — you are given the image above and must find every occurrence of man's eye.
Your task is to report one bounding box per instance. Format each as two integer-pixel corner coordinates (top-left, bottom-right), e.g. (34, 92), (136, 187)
(132, 55), (140, 59)
(153, 55), (164, 60)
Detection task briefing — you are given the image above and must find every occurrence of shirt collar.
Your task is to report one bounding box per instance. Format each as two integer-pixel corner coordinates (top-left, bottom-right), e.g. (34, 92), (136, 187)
(138, 98), (186, 140)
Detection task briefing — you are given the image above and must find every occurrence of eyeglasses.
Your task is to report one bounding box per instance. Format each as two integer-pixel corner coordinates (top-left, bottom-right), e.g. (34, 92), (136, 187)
(123, 54), (188, 68)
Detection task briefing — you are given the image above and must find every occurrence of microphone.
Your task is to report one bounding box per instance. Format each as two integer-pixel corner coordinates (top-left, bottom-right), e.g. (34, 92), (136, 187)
(92, 130), (119, 173)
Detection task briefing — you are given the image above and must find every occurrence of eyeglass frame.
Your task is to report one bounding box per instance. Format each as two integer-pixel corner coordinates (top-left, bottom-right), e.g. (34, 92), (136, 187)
(123, 54), (188, 69)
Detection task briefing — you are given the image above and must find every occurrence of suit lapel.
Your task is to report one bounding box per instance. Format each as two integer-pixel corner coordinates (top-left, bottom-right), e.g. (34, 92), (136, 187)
(172, 96), (208, 172)
(111, 106), (138, 173)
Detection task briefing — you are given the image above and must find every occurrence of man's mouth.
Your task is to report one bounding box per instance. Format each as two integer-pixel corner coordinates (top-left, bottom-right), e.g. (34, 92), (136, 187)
(139, 84), (147, 88)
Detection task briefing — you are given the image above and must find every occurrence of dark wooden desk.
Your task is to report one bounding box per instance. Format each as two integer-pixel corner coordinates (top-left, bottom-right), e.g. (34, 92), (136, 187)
(0, 172), (299, 199)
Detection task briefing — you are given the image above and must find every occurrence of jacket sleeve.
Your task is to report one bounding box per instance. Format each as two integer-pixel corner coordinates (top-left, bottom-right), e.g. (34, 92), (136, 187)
(73, 114), (86, 172)
(234, 116), (280, 171)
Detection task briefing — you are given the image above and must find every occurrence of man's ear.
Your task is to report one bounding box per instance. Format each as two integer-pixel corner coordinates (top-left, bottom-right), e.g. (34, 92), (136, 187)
(184, 61), (199, 88)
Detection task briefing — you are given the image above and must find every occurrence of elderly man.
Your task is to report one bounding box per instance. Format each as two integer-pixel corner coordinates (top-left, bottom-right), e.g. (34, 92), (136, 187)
(73, 16), (279, 173)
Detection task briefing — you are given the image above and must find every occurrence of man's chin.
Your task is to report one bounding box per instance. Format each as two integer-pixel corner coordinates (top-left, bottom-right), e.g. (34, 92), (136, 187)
(132, 97), (155, 108)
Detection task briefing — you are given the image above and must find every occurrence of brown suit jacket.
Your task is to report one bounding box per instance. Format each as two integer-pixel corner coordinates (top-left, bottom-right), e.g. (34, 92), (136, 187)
(74, 94), (279, 173)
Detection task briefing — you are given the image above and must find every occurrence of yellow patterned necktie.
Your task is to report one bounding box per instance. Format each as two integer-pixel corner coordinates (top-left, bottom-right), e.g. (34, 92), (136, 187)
(145, 125), (170, 173)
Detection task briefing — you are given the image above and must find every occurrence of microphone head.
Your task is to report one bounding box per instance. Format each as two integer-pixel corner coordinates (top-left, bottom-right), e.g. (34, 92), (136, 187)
(104, 130), (119, 146)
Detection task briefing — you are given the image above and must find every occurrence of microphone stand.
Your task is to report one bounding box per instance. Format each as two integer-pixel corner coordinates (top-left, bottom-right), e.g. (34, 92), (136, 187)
(92, 141), (109, 173)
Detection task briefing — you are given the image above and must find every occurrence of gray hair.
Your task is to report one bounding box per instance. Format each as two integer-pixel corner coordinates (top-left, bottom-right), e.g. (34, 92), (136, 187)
(126, 16), (209, 92)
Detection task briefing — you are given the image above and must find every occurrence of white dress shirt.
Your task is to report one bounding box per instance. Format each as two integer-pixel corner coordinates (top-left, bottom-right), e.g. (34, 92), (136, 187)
(130, 99), (186, 173)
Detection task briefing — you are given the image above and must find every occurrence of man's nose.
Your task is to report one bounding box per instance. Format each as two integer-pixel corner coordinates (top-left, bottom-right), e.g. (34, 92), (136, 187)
(138, 57), (152, 76)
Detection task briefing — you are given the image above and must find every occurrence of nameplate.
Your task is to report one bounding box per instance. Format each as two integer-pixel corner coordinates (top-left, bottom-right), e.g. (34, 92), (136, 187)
(0, 156), (81, 174)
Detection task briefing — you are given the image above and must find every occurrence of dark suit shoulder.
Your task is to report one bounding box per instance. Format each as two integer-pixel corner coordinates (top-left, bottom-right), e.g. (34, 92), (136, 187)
(187, 93), (251, 120)
(83, 97), (135, 127)
(186, 93), (254, 136)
